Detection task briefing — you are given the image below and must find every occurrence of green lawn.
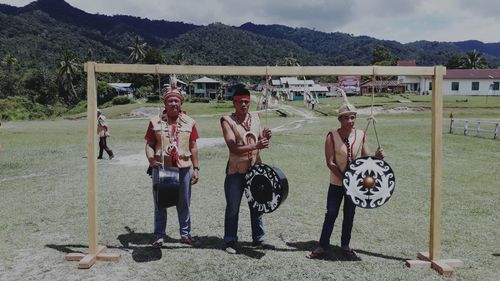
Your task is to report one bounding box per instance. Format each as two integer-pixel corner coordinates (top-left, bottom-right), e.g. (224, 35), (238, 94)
(0, 103), (499, 280)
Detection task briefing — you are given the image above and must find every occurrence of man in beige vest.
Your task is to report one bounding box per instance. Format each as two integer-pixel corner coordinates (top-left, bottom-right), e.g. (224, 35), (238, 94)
(144, 89), (200, 248)
(221, 86), (273, 254)
(306, 103), (384, 259)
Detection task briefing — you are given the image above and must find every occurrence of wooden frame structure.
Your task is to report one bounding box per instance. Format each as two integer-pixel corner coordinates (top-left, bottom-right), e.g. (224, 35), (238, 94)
(68, 63), (463, 274)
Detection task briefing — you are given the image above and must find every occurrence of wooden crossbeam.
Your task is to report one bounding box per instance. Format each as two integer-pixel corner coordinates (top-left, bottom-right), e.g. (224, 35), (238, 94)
(83, 63), (437, 76)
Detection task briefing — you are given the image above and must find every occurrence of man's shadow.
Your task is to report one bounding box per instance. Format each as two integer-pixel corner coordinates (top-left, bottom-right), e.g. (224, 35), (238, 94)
(285, 240), (405, 262)
(117, 226), (266, 261)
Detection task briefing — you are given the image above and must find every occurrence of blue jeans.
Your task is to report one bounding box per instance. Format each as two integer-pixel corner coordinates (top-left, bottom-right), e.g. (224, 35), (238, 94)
(152, 167), (192, 239)
(224, 173), (265, 244)
(319, 184), (356, 249)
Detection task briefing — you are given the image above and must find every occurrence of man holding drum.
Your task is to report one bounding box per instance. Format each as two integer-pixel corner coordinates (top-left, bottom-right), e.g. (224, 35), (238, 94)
(144, 88), (200, 248)
(221, 86), (273, 254)
(306, 102), (384, 259)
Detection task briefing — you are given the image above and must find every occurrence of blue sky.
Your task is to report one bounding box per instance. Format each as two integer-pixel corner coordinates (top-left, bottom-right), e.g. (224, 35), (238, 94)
(3, 0), (500, 43)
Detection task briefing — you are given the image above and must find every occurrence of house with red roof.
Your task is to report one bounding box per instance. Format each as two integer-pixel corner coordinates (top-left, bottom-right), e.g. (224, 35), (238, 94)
(397, 60), (500, 96)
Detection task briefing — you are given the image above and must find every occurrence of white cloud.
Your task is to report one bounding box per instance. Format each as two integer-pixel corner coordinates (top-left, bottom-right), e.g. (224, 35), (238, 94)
(1, 0), (500, 43)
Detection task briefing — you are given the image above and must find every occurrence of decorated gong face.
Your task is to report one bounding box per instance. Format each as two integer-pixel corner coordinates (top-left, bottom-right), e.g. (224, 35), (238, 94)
(343, 156), (395, 209)
(244, 164), (289, 213)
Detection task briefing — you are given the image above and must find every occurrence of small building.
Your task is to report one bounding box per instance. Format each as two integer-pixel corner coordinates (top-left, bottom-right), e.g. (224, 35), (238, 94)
(108, 83), (134, 96)
(360, 80), (404, 94)
(271, 77), (328, 100)
(399, 68), (500, 96)
(191, 76), (222, 99)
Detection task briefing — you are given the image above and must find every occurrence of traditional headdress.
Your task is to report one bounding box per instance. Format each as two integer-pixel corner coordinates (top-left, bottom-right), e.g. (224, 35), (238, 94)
(336, 88), (357, 117)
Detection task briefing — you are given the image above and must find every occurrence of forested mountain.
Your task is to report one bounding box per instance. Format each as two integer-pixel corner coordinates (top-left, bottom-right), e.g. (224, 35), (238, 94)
(1, 0), (500, 120)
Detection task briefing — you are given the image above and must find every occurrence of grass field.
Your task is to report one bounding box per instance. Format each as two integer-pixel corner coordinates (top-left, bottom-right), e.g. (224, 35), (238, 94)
(0, 101), (499, 281)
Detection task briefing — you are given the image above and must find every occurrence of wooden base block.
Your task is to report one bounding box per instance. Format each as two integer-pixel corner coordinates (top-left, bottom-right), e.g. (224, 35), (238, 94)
(405, 251), (464, 277)
(405, 260), (431, 268)
(65, 245), (121, 269)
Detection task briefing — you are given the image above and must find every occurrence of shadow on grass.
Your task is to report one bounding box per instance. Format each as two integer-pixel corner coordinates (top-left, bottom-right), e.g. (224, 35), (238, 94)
(285, 240), (405, 262)
(493, 253), (500, 257)
(117, 226), (266, 260)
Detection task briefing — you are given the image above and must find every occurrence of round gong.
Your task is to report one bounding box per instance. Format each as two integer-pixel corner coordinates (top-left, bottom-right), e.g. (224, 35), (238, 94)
(343, 156), (395, 209)
(244, 164), (289, 213)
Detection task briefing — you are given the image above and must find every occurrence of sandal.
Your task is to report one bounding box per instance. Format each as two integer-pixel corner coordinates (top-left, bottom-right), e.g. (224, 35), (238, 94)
(152, 238), (164, 249)
(305, 246), (326, 259)
(341, 247), (360, 259)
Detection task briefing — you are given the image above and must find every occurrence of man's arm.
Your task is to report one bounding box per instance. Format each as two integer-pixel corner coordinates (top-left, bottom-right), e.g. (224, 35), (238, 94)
(325, 133), (343, 179)
(221, 119), (268, 154)
(190, 140), (199, 184)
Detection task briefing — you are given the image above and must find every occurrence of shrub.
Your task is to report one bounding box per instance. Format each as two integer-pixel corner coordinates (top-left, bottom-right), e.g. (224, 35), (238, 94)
(111, 96), (132, 105)
(190, 97), (211, 103)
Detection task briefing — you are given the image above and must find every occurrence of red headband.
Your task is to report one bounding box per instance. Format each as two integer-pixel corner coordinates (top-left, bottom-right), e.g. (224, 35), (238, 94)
(233, 95), (250, 102)
(163, 90), (184, 103)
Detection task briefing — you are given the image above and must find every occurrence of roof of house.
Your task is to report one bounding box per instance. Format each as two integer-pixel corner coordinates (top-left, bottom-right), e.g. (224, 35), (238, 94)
(361, 80), (401, 87)
(191, 76), (221, 83)
(444, 69), (500, 79)
(108, 83), (132, 88)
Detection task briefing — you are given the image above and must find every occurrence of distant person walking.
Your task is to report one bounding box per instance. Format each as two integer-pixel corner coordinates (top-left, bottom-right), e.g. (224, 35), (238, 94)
(97, 109), (114, 160)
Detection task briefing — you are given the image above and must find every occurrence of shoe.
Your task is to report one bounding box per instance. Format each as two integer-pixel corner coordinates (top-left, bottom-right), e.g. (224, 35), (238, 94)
(152, 238), (164, 249)
(180, 236), (201, 247)
(305, 246), (326, 259)
(341, 247), (360, 260)
(225, 242), (237, 254)
(97, 157), (103, 159)
(252, 240), (275, 250)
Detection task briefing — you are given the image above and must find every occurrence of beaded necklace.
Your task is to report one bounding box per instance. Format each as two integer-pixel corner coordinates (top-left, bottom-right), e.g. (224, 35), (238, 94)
(232, 113), (252, 132)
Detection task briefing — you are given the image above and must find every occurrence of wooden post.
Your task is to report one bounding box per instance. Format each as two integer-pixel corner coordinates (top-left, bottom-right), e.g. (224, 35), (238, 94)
(430, 65), (444, 261)
(65, 62), (120, 268)
(406, 66), (464, 276)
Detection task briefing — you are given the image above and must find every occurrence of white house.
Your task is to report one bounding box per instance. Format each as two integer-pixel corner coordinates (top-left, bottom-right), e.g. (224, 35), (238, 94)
(441, 69), (500, 96)
(271, 77), (328, 100)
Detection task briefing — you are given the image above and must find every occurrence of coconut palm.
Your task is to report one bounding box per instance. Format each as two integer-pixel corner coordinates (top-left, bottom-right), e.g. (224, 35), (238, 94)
(128, 35), (147, 63)
(283, 52), (300, 66)
(1, 53), (18, 73)
(57, 50), (80, 101)
(460, 50), (488, 69)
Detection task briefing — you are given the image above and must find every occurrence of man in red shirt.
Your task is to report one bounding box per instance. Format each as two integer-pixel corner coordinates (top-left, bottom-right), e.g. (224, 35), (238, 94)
(144, 89), (200, 248)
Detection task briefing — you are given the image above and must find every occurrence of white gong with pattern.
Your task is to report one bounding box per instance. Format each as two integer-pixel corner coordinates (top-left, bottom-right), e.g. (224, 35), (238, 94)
(343, 156), (395, 209)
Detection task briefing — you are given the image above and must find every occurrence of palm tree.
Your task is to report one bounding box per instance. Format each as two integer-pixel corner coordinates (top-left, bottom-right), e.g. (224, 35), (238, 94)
(283, 52), (299, 66)
(128, 35), (147, 63)
(57, 50), (80, 101)
(1, 53), (18, 73)
(460, 50), (488, 69)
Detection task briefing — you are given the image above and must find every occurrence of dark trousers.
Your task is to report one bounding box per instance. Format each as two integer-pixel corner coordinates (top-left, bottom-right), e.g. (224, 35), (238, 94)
(223, 173), (265, 244)
(319, 184), (356, 249)
(98, 137), (113, 158)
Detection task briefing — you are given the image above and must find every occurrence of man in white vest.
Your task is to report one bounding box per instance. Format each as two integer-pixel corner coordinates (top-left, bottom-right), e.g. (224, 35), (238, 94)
(306, 102), (384, 259)
(144, 89), (200, 248)
(220, 86), (273, 254)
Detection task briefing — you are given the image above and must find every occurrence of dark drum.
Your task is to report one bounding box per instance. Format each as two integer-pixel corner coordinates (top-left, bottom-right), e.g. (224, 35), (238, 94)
(153, 167), (180, 208)
(244, 164), (289, 213)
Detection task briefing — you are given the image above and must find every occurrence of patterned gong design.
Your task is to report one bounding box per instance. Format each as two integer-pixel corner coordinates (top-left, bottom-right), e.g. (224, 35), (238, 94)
(244, 164), (288, 213)
(343, 156), (395, 209)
